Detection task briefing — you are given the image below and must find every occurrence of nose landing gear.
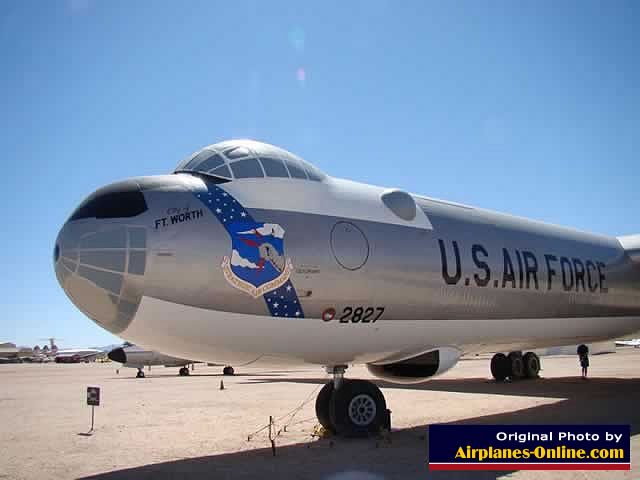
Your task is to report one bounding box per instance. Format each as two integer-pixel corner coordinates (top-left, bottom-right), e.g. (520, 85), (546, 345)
(491, 351), (540, 381)
(315, 366), (389, 437)
(136, 368), (145, 378)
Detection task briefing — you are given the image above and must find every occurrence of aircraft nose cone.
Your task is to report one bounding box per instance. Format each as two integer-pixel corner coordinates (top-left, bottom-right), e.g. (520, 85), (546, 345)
(108, 347), (127, 364)
(54, 179), (149, 335)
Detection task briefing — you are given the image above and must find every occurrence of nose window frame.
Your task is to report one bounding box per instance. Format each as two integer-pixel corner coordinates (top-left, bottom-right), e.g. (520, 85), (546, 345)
(69, 181), (148, 221)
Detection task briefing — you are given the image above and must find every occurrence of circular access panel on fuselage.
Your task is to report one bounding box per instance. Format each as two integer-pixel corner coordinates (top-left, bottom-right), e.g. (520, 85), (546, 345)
(330, 222), (369, 270)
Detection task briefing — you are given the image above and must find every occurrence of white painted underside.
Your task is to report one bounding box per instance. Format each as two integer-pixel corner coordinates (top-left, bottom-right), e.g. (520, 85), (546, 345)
(122, 296), (640, 367)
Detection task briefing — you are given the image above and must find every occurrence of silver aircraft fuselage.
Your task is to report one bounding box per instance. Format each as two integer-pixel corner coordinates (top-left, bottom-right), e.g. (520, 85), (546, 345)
(54, 140), (640, 371)
(107, 344), (193, 369)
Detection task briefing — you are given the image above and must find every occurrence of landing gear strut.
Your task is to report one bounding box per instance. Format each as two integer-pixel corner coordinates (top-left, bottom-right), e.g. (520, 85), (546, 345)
(136, 368), (145, 378)
(179, 367), (190, 376)
(315, 366), (388, 437)
(491, 351), (540, 381)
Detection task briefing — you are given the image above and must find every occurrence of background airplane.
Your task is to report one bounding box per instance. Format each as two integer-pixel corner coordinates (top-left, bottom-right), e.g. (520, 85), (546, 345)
(54, 348), (104, 363)
(615, 339), (640, 348)
(54, 139), (640, 436)
(107, 343), (194, 377)
(107, 343), (236, 377)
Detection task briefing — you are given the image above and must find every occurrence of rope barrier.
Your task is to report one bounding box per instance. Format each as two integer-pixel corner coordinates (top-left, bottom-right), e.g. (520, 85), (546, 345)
(247, 383), (323, 441)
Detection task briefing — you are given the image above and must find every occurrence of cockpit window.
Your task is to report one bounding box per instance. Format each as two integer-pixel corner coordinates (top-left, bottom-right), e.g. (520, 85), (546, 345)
(209, 164), (232, 179)
(174, 140), (326, 183)
(183, 150), (213, 170)
(304, 165), (324, 181)
(230, 158), (264, 178)
(69, 180), (147, 221)
(283, 158), (308, 179)
(260, 157), (289, 178)
(224, 147), (250, 159)
(197, 153), (225, 172)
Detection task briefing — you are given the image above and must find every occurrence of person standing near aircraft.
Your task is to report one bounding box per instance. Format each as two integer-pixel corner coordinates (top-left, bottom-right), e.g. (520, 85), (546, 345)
(580, 352), (589, 378)
(577, 344), (589, 379)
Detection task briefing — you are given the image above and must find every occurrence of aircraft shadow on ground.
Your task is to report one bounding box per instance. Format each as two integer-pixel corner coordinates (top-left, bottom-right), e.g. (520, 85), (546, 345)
(81, 377), (639, 480)
(108, 372), (289, 380)
(242, 374), (637, 400)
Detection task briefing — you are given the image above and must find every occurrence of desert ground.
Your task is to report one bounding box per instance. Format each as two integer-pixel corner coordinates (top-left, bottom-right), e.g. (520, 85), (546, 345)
(1, 348), (639, 480)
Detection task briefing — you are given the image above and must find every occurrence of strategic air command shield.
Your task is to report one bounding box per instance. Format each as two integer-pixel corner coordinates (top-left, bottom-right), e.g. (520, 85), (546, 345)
(221, 221), (293, 297)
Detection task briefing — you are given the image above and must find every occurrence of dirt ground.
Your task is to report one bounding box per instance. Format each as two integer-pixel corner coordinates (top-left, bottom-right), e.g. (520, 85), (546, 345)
(1, 348), (639, 480)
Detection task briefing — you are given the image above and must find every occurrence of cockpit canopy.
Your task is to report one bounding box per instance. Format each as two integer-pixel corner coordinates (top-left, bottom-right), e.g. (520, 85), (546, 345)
(174, 140), (326, 182)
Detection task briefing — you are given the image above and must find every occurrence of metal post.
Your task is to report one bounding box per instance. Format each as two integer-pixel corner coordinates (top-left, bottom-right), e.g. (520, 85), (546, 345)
(85, 386), (100, 436)
(269, 416), (276, 456)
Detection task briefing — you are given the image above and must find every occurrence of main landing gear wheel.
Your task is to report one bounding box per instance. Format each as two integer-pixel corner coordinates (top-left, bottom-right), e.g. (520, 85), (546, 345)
(523, 352), (540, 378)
(315, 381), (335, 433)
(491, 351), (541, 380)
(490, 353), (510, 381)
(508, 351), (525, 379)
(136, 369), (145, 378)
(179, 367), (189, 376)
(223, 366), (234, 376)
(329, 379), (387, 437)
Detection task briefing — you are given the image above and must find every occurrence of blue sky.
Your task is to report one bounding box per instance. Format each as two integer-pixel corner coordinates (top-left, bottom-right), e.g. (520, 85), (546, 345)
(1, 1), (638, 348)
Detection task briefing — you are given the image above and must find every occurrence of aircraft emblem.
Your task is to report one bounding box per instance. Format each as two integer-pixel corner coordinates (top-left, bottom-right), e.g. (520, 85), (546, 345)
(221, 221), (293, 298)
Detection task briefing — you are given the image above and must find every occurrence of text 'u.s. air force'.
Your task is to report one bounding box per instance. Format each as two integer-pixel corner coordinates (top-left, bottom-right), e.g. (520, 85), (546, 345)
(438, 239), (608, 293)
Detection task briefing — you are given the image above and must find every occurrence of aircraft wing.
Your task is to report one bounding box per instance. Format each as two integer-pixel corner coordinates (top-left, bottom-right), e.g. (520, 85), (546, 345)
(55, 349), (103, 359)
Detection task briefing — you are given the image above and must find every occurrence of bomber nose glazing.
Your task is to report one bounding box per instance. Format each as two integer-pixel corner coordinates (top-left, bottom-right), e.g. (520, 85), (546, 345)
(54, 179), (149, 335)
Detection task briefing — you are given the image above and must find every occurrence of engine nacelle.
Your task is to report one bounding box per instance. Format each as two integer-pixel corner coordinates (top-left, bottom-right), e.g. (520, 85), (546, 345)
(366, 347), (462, 384)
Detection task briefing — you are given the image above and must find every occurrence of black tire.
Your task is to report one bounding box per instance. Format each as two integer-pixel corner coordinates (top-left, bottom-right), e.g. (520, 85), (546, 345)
(523, 352), (540, 378)
(329, 379), (386, 437)
(508, 352), (525, 379)
(136, 370), (145, 378)
(179, 367), (189, 376)
(490, 353), (509, 381)
(223, 366), (234, 376)
(315, 381), (336, 433)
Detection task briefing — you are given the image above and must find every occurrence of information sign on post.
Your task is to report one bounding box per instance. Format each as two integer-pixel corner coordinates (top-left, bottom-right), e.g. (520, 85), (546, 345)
(86, 386), (100, 434)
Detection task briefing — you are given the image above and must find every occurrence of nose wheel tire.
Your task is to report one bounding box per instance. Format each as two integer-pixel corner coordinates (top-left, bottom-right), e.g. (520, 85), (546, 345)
(328, 379), (386, 437)
(315, 381), (336, 434)
(136, 370), (145, 378)
(223, 366), (234, 375)
(179, 367), (189, 376)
